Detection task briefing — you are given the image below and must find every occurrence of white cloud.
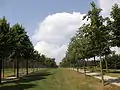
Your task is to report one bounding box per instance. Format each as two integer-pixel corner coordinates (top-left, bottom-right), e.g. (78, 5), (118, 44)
(98, 0), (120, 16)
(32, 1), (120, 64)
(32, 12), (86, 64)
(34, 41), (67, 59)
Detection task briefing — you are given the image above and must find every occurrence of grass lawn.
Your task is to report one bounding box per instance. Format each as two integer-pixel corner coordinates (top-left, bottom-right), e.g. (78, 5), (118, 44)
(0, 68), (120, 90)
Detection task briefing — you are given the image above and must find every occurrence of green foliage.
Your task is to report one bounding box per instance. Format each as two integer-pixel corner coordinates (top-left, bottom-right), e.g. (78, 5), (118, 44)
(0, 17), (11, 58)
(110, 4), (120, 47)
(60, 1), (111, 69)
(0, 16), (57, 83)
(102, 54), (120, 69)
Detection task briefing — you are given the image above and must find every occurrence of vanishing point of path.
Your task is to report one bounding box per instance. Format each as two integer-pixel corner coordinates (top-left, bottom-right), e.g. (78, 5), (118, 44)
(0, 68), (120, 90)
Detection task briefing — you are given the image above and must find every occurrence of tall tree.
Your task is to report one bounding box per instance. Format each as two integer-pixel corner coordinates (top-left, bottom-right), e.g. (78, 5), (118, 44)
(110, 4), (120, 48)
(10, 24), (28, 78)
(0, 17), (12, 83)
(83, 2), (110, 85)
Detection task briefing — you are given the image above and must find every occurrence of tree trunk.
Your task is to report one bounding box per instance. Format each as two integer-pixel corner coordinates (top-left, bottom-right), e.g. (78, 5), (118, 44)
(13, 61), (16, 76)
(2, 59), (4, 79)
(32, 63), (35, 72)
(105, 55), (109, 72)
(94, 56), (96, 71)
(0, 58), (2, 84)
(84, 59), (86, 77)
(115, 62), (117, 69)
(94, 56), (96, 66)
(100, 55), (104, 86)
(16, 59), (19, 78)
(72, 65), (74, 71)
(37, 63), (39, 71)
(77, 67), (79, 72)
(86, 58), (88, 71)
(37, 67), (39, 71)
(26, 59), (28, 75)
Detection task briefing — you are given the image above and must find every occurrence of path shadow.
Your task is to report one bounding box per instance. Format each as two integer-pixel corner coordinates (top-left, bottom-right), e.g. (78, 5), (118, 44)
(1, 69), (52, 90)
(106, 78), (120, 84)
(109, 71), (120, 73)
(91, 74), (102, 77)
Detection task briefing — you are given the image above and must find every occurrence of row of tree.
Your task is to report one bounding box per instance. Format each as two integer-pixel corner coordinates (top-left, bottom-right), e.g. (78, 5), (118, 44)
(60, 2), (120, 85)
(0, 17), (57, 83)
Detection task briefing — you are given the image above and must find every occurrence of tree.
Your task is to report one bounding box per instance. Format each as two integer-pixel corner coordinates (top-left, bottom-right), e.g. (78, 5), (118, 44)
(0, 17), (12, 83)
(102, 54), (120, 69)
(109, 4), (120, 71)
(10, 23), (29, 78)
(110, 4), (120, 47)
(82, 2), (111, 85)
(0, 17), (57, 84)
(24, 43), (34, 75)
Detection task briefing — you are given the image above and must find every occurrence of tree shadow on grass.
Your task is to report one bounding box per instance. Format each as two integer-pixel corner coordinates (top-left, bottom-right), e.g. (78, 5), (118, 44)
(17, 70), (51, 83)
(0, 83), (36, 90)
(1, 69), (52, 90)
(4, 69), (52, 84)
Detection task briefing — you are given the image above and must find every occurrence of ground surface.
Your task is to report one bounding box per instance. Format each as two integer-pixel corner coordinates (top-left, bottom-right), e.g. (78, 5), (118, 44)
(0, 68), (120, 90)
(2, 68), (34, 78)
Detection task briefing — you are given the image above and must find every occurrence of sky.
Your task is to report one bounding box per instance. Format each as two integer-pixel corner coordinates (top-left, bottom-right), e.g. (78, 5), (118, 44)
(0, 0), (120, 64)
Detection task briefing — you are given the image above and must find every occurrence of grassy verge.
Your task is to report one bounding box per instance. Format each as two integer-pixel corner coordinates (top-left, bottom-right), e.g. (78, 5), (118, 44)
(0, 68), (120, 90)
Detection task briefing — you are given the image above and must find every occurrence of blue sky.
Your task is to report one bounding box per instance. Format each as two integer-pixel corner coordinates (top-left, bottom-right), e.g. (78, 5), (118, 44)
(0, 0), (97, 36)
(1, 0), (118, 64)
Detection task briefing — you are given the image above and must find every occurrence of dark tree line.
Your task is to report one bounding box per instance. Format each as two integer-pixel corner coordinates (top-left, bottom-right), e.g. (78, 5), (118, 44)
(0, 17), (57, 83)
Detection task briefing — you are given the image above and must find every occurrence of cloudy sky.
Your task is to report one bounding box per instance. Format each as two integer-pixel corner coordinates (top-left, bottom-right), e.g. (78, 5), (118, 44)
(0, 0), (120, 64)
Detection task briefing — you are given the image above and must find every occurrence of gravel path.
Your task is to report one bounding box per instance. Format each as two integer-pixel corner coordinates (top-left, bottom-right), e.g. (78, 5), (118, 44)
(70, 68), (120, 86)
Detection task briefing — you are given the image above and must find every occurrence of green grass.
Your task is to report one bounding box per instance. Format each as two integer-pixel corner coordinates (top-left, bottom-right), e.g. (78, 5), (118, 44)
(0, 68), (120, 90)
(105, 73), (120, 77)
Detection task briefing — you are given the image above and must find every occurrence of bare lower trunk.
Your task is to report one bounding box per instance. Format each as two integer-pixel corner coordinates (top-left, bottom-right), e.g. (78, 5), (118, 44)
(86, 58), (88, 71)
(0, 58), (2, 84)
(84, 59), (86, 77)
(16, 59), (19, 78)
(105, 55), (108, 72)
(37, 67), (39, 71)
(77, 67), (79, 72)
(32, 63), (35, 72)
(2, 59), (4, 79)
(94, 56), (96, 71)
(37, 63), (39, 71)
(13, 61), (16, 76)
(100, 55), (104, 86)
(73, 65), (74, 71)
(26, 60), (28, 75)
